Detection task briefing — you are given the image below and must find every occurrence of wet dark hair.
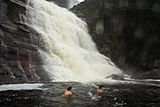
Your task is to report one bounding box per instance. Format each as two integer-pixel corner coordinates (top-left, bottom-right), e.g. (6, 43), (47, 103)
(67, 86), (72, 91)
(99, 85), (104, 89)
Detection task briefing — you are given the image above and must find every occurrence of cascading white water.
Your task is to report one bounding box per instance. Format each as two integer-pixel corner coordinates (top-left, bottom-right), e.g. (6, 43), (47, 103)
(68, 0), (79, 8)
(24, 0), (122, 82)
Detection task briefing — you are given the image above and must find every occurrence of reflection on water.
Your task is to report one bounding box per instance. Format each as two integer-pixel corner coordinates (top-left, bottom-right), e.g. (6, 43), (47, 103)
(0, 81), (160, 107)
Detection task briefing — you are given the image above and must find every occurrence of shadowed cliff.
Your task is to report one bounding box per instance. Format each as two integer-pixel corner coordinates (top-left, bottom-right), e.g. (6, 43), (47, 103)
(72, 0), (160, 79)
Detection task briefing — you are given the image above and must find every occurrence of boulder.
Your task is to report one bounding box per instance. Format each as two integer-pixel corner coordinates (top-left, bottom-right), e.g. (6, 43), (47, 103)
(111, 74), (125, 80)
(105, 74), (125, 80)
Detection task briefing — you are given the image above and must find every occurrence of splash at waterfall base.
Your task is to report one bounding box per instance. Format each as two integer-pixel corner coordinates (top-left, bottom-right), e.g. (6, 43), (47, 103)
(23, 0), (122, 82)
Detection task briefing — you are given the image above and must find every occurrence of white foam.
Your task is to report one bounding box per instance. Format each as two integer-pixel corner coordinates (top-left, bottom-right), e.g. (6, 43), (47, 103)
(102, 78), (160, 87)
(0, 83), (45, 91)
(78, 0), (85, 2)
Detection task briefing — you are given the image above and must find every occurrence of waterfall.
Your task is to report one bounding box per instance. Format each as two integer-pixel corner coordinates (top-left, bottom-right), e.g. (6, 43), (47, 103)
(24, 0), (122, 82)
(68, 0), (79, 9)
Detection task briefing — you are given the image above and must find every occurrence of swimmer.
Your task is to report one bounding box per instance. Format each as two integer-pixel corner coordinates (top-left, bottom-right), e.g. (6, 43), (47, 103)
(64, 86), (73, 96)
(96, 85), (105, 94)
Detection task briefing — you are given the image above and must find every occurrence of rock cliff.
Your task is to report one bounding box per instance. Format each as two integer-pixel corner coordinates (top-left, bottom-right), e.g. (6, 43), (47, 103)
(72, 0), (160, 78)
(0, 0), (50, 84)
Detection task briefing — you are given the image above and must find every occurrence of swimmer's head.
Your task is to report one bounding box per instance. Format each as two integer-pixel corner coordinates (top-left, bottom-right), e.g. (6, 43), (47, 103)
(99, 85), (104, 89)
(67, 86), (72, 91)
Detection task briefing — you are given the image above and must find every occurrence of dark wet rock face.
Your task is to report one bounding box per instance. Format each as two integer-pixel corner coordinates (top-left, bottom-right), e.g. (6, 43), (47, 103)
(0, 0), (50, 84)
(133, 69), (160, 79)
(72, 0), (160, 79)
